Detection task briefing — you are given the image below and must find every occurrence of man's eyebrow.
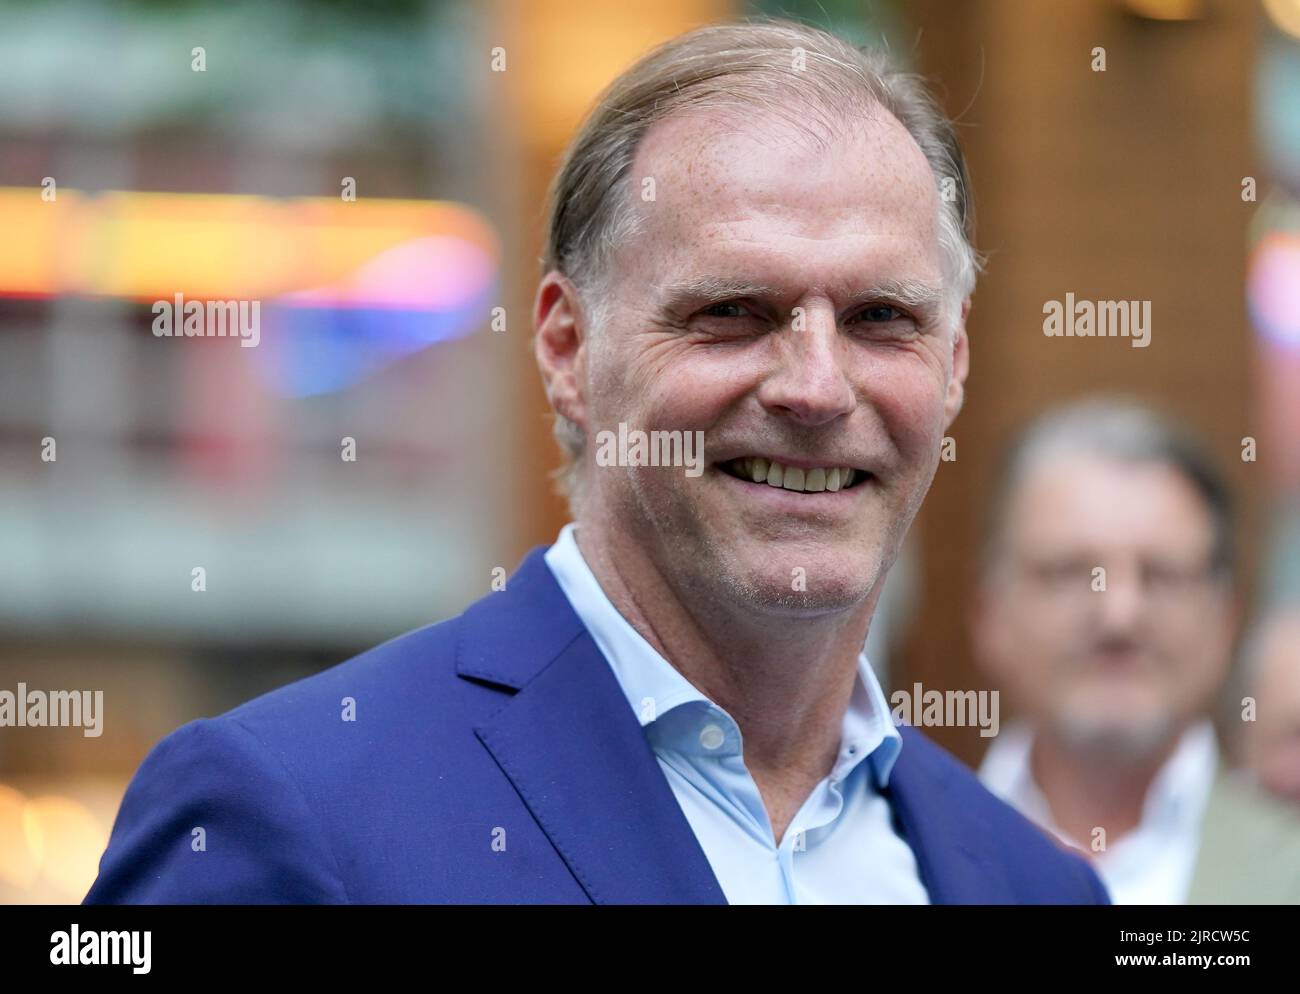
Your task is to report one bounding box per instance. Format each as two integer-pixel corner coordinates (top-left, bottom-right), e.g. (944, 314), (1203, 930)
(656, 275), (945, 312)
(656, 276), (784, 307)
(858, 278), (945, 311)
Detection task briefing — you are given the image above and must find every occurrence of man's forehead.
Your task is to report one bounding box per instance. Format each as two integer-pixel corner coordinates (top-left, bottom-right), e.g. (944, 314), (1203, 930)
(629, 101), (938, 231)
(1010, 455), (1215, 550)
(615, 104), (943, 295)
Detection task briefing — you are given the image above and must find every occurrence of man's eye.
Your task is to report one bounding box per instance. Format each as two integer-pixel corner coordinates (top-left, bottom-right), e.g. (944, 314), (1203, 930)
(1029, 561), (1091, 587)
(857, 304), (906, 323)
(700, 301), (748, 318)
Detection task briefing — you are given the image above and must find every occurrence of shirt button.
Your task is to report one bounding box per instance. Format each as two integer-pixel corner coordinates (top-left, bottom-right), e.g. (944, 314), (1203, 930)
(699, 724), (725, 750)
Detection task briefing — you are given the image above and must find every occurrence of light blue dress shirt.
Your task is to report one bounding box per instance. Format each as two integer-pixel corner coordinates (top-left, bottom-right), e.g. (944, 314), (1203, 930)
(543, 523), (930, 904)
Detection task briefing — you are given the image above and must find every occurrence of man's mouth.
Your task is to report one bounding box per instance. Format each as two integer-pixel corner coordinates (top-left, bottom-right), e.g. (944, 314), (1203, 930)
(716, 456), (870, 494)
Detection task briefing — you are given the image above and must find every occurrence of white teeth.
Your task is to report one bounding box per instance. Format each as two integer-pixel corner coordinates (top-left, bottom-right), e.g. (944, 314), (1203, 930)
(729, 458), (857, 493)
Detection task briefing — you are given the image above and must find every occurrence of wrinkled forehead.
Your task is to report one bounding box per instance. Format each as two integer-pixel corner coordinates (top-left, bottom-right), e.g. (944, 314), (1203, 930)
(618, 101), (945, 288)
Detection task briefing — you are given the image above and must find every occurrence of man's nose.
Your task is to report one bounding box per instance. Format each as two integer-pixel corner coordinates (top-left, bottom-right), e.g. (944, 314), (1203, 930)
(1091, 562), (1147, 632)
(755, 309), (856, 426)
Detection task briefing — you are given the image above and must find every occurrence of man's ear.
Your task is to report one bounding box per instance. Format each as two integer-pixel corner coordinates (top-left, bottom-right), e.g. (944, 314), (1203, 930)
(944, 297), (971, 429)
(533, 271), (590, 432)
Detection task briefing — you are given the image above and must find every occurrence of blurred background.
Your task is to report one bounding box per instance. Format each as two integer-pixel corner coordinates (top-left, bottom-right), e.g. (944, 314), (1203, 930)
(1, 0), (1298, 902)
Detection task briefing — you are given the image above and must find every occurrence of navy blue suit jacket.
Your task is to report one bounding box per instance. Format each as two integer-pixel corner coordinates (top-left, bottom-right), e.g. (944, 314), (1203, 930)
(84, 545), (1110, 904)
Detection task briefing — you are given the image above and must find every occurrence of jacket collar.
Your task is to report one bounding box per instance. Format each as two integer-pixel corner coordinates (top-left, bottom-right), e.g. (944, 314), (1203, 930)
(461, 546), (727, 903)
(459, 544), (1011, 904)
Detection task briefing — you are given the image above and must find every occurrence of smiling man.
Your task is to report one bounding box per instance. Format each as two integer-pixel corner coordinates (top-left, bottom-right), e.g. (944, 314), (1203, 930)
(85, 19), (1108, 905)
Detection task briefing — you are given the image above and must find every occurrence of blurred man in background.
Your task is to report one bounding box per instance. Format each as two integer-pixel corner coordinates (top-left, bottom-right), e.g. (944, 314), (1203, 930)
(1242, 607), (1300, 807)
(972, 399), (1300, 903)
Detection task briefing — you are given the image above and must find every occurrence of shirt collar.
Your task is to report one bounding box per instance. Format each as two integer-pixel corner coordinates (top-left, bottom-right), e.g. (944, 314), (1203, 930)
(542, 521), (902, 789)
(978, 718), (1220, 839)
(1140, 720), (1219, 827)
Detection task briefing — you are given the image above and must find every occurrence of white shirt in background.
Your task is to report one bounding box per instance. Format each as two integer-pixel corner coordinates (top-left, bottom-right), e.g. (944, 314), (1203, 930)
(978, 719), (1218, 904)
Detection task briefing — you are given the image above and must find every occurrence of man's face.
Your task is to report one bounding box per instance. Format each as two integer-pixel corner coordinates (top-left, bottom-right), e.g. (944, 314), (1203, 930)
(564, 104), (966, 616)
(1246, 613), (1300, 806)
(972, 454), (1235, 759)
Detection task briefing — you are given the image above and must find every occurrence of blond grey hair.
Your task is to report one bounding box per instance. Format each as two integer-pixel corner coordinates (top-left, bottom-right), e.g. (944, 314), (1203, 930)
(539, 17), (981, 512)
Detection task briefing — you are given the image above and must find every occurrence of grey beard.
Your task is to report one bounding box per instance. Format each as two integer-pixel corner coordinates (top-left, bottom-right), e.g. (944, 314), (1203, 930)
(1051, 707), (1180, 766)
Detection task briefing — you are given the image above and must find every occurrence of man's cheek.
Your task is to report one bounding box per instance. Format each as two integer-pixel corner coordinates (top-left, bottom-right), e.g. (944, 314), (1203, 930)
(870, 379), (945, 441)
(642, 392), (717, 437)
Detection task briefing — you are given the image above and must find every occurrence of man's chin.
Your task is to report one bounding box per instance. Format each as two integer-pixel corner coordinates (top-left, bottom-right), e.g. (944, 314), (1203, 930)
(1050, 702), (1179, 762)
(711, 549), (881, 616)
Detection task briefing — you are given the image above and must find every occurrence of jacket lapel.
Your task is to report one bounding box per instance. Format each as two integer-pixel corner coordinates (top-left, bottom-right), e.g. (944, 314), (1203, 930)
(460, 545), (1001, 904)
(460, 546), (727, 904)
(886, 725), (1013, 903)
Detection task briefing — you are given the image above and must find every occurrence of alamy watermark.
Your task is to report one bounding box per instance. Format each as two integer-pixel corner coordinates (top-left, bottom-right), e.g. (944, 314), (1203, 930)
(151, 293), (261, 347)
(594, 422), (705, 477)
(1043, 293), (1150, 348)
(0, 683), (103, 737)
(50, 925), (150, 974)
(890, 682), (999, 738)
